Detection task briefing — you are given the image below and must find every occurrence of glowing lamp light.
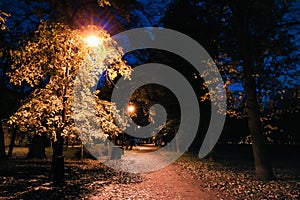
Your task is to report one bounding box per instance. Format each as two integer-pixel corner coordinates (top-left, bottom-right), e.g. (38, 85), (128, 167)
(85, 35), (100, 47)
(127, 105), (135, 113)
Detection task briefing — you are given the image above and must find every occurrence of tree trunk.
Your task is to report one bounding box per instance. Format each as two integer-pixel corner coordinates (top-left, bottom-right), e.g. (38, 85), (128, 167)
(0, 121), (7, 160)
(52, 135), (65, 185)
(244, 72), (274, 180)
(7, 128), (17, 158)
(27, 134), (46, 159)
(238, 2), (274, 180)
(51, 67), (69, 185)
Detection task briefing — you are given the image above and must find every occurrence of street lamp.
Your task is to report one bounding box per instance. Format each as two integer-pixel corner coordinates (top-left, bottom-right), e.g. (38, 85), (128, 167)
(127, 105), (135, 114)
(122, 104), (136, 148)
(85, 35), (101, 47)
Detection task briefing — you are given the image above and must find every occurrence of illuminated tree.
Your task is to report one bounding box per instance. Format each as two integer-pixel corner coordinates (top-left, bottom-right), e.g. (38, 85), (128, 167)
(8, 21), (131, 183)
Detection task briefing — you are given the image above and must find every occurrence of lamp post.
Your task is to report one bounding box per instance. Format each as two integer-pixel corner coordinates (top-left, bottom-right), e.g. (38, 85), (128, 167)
(122, 104), (135, 148)
(53, 64), (69, 185)
(52, 35), (100, 185)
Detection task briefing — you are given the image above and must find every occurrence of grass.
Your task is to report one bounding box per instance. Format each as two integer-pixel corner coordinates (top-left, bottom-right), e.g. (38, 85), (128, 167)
(5, 146), (81, 159)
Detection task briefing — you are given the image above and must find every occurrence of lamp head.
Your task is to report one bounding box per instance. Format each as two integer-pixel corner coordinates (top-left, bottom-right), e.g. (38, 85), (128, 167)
(127, 105), (135, 113)
(85, 35), (100, 47)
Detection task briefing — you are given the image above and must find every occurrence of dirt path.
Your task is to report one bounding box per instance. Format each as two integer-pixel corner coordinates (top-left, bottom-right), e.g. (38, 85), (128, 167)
(92, 163), (221, 200)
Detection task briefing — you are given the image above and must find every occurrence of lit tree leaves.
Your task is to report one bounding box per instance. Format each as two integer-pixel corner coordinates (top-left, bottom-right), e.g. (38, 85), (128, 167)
(8, 88), (64, 137)
(98, 0), (111, 7)
(0, 10), (10, 58)
(9, 21), (85, 87)
(8, 21), (131, 141)
(0, 10), (10, 31)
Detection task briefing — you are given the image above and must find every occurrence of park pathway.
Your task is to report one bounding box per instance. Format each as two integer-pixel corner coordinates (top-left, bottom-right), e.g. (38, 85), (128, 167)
(91, 163), (221, 199)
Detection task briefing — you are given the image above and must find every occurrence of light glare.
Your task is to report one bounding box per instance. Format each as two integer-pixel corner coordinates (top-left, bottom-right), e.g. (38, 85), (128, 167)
(85, 35), (100, 47)
(127, 105), (135, 113)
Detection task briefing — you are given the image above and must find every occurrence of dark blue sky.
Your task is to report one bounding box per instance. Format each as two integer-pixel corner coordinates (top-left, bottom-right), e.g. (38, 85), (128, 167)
(2, 0), (299, 93)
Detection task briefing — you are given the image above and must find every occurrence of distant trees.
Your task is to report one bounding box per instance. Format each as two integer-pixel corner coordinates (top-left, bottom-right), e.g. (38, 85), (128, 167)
(0, 10), (10, 161)
(0, 0), (49, 161)
(163, 0), (299, 179)
(217, 0), (298, 180)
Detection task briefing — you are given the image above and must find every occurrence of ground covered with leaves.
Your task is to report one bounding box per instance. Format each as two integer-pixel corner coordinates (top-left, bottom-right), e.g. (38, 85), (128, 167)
(0, 159), (142, 199)
(0, 157), (218, 200)
(1, 147), (299, 199)
(177, 154), (300, 199)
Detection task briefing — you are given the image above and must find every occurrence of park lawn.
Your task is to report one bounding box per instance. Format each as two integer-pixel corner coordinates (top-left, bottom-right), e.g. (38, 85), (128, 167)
(5, 146), (81, 159)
